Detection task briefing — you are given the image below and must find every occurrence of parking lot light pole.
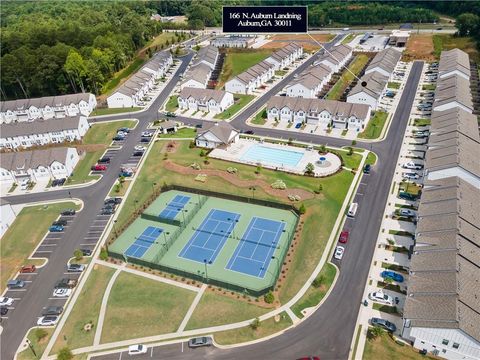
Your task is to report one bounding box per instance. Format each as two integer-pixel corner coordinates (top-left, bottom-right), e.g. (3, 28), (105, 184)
(113, 220), (118, 237)
(203, 259), (212, 283)
(26, 339), (37, 358)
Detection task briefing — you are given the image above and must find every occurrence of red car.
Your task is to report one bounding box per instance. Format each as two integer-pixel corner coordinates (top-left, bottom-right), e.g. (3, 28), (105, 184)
(91, 164), (107, 171)
(20, 265), (36, 273)
(339, 230), (349, 244)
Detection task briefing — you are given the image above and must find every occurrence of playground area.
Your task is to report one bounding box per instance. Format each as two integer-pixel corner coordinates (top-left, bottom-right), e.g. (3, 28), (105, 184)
(109, 189), (298, 295)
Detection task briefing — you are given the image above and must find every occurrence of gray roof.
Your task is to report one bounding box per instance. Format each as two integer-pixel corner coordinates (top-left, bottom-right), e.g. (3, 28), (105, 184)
(1, 93), (93, 112)
(197, 122), (238, 144)
(434, 74), (473, 111)
(349, 71), (389, 99)
(0, 147), (75, 171)
(438, 48), (470, 78)
(181, 63), (212, 86)
(316, 44), (352, 67)
(267, 43), (302, 63)
(430, 108), (479, 142)
(234, 60), (274, 85)
(0, 116), (84, 138)
(159, 120), (177, 130)
(191, 45), (218, 68)
(287, 64), (332, 90)
(267, 96), (370, 120)
(179, 87), (230, 103)
(365, 48), (401, 75)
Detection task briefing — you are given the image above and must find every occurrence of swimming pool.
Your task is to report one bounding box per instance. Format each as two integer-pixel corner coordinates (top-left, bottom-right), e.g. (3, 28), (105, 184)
(240, 144), (304, 167)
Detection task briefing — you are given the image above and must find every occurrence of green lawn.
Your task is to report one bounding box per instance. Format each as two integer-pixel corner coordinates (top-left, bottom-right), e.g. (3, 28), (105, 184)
(341, 33), (357, 44)
(101, 272), (196, 343)
(387, 82), (400, 89)
(90, 107), (142, 116)
(109, 179), (132, 197)
(1, 202), (79, 291)
(252, 108), (267, 125)
(158, 127), (196, 138)
(185, 292), (271, 330)
(326, 54), (370, 100)
(291, 263), (337, 318)
(18, 328), (54, 360)
(366, 151), (377, 166)
(358, 111), (388, 139)
(422, 84), (436, 91)
(218, 49), (273, 87)
(275, 70), (287, 76)
(433, 34), (479, 62)
(413, 118), (431, 126)
(364, 331), (439, 360)
(214, 94), (255, 120)
(68, 120), (136, 185)
(52, 265), (116, 353)
(165, 95), (179, 112)
(213, 311), (292, 345)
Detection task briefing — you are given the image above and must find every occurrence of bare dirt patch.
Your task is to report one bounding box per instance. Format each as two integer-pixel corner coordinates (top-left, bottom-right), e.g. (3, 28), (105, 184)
(262, 34), (333, 52)
(402, 34), (435, 61)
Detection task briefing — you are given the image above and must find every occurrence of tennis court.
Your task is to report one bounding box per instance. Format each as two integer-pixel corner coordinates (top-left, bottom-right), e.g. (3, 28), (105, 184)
(226, 217), (285, 278)
(124, 226), (163, 258)
(179, 209), (240, 263)
(158, 194), (191, 220)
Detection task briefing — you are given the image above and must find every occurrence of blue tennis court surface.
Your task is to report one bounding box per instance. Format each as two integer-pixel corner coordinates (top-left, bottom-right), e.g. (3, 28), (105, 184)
(179, 209), (240, 264)
(159, 195), (190, 220)
(125, 226), (163, 258)
(226, 217), (285, 278)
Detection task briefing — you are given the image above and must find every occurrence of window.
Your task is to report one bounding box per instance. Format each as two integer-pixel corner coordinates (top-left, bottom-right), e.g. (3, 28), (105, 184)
(452, 343), (460, 349)
(442, 339), (449, 345)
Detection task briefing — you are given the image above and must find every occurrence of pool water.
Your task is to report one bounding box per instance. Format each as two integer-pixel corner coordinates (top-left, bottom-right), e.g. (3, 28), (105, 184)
(240, 144), (304, 167)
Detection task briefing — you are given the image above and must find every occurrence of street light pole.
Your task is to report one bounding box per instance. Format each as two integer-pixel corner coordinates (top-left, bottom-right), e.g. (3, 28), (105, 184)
(113, 220), (118, 237)
(26, 339), (37, 358)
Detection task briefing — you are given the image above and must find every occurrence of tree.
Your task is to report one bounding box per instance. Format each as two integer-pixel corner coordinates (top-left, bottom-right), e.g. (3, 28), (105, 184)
(99, 247), (108, 261)
(264, 291), (275, 304)
(299, 203), (306, 215)
(250, 317), (261, 330)
(312, 274), (324, 288)
(347, 147), (353, 156)
(64, 50), (87, 92)
(368, 326), (384, 340)
(456, 13), (480, 36)
(57, 347), (73, 360)
(73, 249), (83, 261)
(255, 165), (262, 174)
(319, 144), (326, 154)
(304, 162), (315, 176)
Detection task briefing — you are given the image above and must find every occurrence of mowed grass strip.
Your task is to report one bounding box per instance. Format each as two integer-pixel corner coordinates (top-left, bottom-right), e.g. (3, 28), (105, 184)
(90, 107), (142, 116)
(158, 127), (196, 138)
(100, 272), (196, 343)
(213, 311), (292, 345)
(358, 111), (388, 139)
(185, 292), (271, 330)
(52, 265), (116, 353)
(214, 94), (255, 120)
(0, 202), (80, 291)
(18, 328), (54, 360)
(326, 54), (370, 100)
(218, 49), (273, 87)
(164, 95), (179, 112)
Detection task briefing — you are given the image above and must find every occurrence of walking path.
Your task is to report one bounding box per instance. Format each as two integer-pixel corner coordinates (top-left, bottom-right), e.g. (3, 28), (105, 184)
(177, 284), (207, 332)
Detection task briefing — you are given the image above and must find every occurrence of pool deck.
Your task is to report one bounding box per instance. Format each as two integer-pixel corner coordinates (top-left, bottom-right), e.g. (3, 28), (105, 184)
(209, 138), (341, 177)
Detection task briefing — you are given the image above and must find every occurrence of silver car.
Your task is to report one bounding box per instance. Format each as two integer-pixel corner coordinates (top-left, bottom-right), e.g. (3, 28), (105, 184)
(188, 336), (213, 348)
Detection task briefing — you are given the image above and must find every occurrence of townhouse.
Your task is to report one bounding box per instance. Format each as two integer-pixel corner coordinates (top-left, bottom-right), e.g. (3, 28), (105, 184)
(1, 93), (96, 123)
(177, 87), (234, 114)
(438, 48), (470, 80)
(107, 51), (173, 108)
(364, 47), (402, 79)
(180, 46), (219, 90)
(313, 44), (353, 72)
(266, 96), (371, 131)
(285, 64), (332, 98)
(433, 75), (473, 113)
(347, 71), (389, 110)
(264, 43), (303, 70)
(0, 199), (16, 238)
(190, 46), (219, 70)
(211, 36), (255, 48)
(195, 122), (239, 149)
(0, 147), (79, 186)
(0, 115), (89, 150)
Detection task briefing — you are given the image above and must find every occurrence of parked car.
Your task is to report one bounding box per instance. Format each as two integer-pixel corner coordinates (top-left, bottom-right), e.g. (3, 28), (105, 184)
(402, 162), (423, 170)
(398, 191), (419, 201)
(339, 231), (349, 244)
(67, 264), (85, 273)
(51, 178), (66, 187)
(119, 171), (134, 177)
(134, 145), (147, 151)
(188, 336), (213, 348)
(403, 172), (420, 180)
(91, 164), (107, 171)
(55, 278), (77, 289)
(0, 297), (14, 307)
(104, 197), (122, 205)
(52, 219), (68, 226)
(42, 306), (63, 316)
(368, 291), (394, 305)
(413, 131), (429, 138)
(80, 248), (92, 256)
(61, 209), (76, 216)
(117, 127), (131, 133)
(164, 111), (176, 117)
(102, 204), (116, 211)
(19, 178), (30, 190)
(363, 164), (371, 174)
(398, 209), (416, 217)
(334, 246), (345, 260)
(7, 280), (26, 289)
(128, 345), (148, 355)
(37, 316), (59, 326)
(245, 130), (254, 135)
(1, 307), (8, 316)
(132, 151), (144, 157)
(140, 137), (151, 143)
(53, 288), (72, 298)
(20, 264), (36, 273)
(380, 270), (404, 283)
(98, 157), (111, 164)
(370, 317), (397, 333)
(117, 131), (128, 137)
(113, 135), (125, 141)
(49, 225), (64, 232)
(141, 131), (153, 137)
(101, 207), (115, 215)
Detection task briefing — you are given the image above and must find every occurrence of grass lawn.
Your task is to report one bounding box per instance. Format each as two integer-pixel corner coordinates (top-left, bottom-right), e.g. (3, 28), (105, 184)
(372, 303), (400, 315)
(52, 265), (116, 353)
(214, 94), (255, 120)
(341, 33), (357, 44)
(364, 331), (439, 360)
(109, 179), (132, 197)
(433, 34), (479, 62)
(422, 84), (436, 91)
(366, 151), (377, 166)
(335, 148), (362, 170)
(275, 70), (287, 76)
(101, 272), (196, 343)
(251, 108), (267, 125)
(326, 54), (370, 100)
(158, 127), (196, 138)
(185, 292), (271, 330)
(18, 328), (54, 360)
(291, 263), (337, 318)
(358, 111), (388, 139)
(68, 120), (136, 185)
(90, 107), (142, 116)
(413, 118), (431, 126)
(213, 311), (292, 345)
(165, 95), (179, 112)
(218, 49), (273, 87)
(387, 82), (400, 89)
(0, 202), (80, 291)
(102, 58), (146, 95)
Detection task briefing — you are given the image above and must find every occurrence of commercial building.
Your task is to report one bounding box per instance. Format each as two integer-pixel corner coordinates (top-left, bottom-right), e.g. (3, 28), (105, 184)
(178, 87), (234, 114)
(388, 30), (410, 47)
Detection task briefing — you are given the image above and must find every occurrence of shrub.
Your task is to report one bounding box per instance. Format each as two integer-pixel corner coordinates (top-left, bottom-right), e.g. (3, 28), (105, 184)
(347, 147), (353, 156)
(264, 291), (275, 304)
(99, 247), (108, 261)
(199, 149), (206, 157)
(367, 326), (384, 340)
(189, 141), (196, 148)
(255, 165), (262, 174)
(304, 162), (315, 176)
(312, 275), (324, 288)
(73, 249), (83, 261)
(319, 145), (326, 154)
(299, 203), (306, 215)
(57, 347), (73, 360)
(250, 317), (261, 330)
(35, 328), (48, 342)
(351, 140), (357, 146)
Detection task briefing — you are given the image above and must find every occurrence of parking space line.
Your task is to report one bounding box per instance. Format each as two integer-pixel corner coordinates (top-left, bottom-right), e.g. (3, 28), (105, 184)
(8, 289), (27, 292)
(35, 250), (53, 253)
(79, 243), (95, 247)
(38, 244), (57, 247)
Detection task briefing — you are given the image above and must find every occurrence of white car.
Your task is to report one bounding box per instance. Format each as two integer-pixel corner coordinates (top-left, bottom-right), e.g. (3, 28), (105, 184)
(399, 209), (416, 217)
(0, 297), (14, 307)
(53, 288), (72, 298)
(403, 172), (420, 180)
(128, 344), (148, 355)
(334, 246), (345, 260)
(141, 131), (153, 137)
(134, 145), (147, 151)
(368, 291), (394, 305)
(402, 162), (423, 170)
(37, 315), (59, 326)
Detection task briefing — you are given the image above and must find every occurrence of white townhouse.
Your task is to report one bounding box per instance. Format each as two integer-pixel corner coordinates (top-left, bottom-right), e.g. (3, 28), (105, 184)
(190, 46), (219, 70)
(0, 147), (79, 186)
(267, 96), (371, 131)
(225, 60), (275, 94)
(313, 44), (353, 73)
(433, 75), (473, 113)
(438, 48), (470, 80)
(180, 63), (213, 89)
(364, 47), (402, 80)
(195, 122), (239, 149)
(0, 115), (89, 150)
(141, 51), (173, 78)
(264, 43), (303, 70)
(347, 71), (389, 110)
(211, 36), (255, 48)
(1, 93), (96, 123)
(0, 199), (16, 238)
(178, 87), (234, 114)
(286, 64), (332, 98)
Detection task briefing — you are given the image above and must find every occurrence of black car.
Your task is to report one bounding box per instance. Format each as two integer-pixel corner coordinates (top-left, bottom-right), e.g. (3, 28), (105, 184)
(61, 209), (76, 216)
(0, 307), (8, 316)
(42, 306), (63, 316)
(103, 204), (116, 211)
(98, 157), (111, 164)
(132, 151), (144, 157)
(117, 127), (130, 133)
(101, 208), (115, 215)
(245, 130), (254, 135)
(113, 135), (125, 141)
(371, 317), (396, 332)
(57, 178), (66, 186)
(104, 197), (122, 205)
(52, 219), (68, 226)
(51, 179), (60, 187)
(80, 248), (92, 256)
(363, 164), (371, 174)
(55, 278), (77, 289)
(140, 137), (151, 143)
(195, 124), (203, 128)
